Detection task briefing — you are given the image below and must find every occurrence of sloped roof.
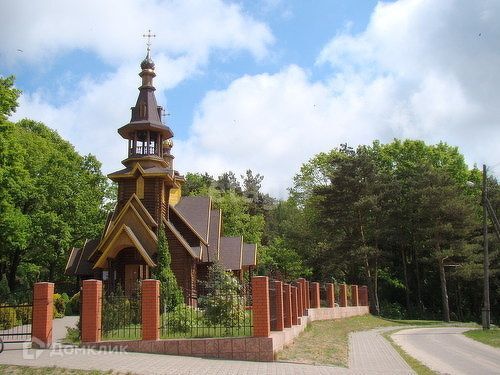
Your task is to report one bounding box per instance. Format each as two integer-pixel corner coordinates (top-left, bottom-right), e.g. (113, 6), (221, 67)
(108, 164), (173, 179)
(219, 236), (243, 271)
(175, 196), (211, 242)
(93, 225), (156, 268)
(89, 194), (157, 262)
(66, 239), (99, 276)
(163, 218), (202, 259)
(65, 247), (80, 276)
(204, 209), (221, 262)
(242, 243), (257, 267)
(169, 205), (208, 246)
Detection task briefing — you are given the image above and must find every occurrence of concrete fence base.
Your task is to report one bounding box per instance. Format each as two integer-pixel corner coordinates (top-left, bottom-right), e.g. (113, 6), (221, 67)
(85, 306), (368, 362)
(271, 306), (369, 354)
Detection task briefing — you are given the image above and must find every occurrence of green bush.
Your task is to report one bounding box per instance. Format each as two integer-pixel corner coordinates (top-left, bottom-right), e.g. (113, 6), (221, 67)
(101, 287), (140, 334)
(15, 305), (31, 324)
(53, 293), (66, 318)
(199, 262), (246, 332)
(379, 301), (404, 319)
(0, 275), (11, 303)
(163, 303), (200, 333)
(0, 305), (17, 329)
(65, 292), (80, 316)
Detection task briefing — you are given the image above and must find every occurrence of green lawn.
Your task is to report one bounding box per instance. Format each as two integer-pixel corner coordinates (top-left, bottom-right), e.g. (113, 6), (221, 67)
(0, 365), (112, 375)
(277, 314), (478, 370)
(277, 314), (402, 366)
(464, 328), (500, 348)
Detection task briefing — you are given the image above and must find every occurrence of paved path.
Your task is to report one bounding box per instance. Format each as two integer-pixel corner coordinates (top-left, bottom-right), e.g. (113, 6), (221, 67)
(0, 320), (413, 374)
(392, 327), (500, 375)
(349, 327), (414, 375)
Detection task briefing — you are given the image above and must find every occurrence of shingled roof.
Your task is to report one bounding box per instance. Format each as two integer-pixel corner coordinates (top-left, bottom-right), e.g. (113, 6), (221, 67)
(242, 243), (257, 267)
(205, 209), (221, 262)
(65, 239), (99, 276)
(219, 236), (243, 271)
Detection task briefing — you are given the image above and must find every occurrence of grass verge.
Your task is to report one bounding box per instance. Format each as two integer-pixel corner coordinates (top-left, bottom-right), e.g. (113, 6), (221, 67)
(0, 364), (113, 374)
(464, 327), (500, 348)
(382, 329), (437, 375)
(277, 314), (403, 366)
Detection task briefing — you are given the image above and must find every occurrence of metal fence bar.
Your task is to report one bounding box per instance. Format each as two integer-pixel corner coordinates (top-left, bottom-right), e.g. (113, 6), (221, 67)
(0, 288), (33, 344)
(159, 278), (252, 339)
(101, 289), (141, 341)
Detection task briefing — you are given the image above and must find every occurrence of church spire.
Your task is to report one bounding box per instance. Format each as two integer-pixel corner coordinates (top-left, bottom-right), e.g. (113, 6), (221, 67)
(117, 31), (173, 160)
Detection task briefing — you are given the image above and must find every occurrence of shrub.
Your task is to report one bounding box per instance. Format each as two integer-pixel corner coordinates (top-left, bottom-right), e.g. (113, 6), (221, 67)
(199, 262), (246, 332)
(15, 305), (32, 324)
(379, 301), (404, 319)
(101, 287), (140, 334)
(53, 293), (66, 318)
(0, 275), (11, 303)
(0, 306), (17, 329)
(65, 292), (80, 316)
(163, 303), (200, 333)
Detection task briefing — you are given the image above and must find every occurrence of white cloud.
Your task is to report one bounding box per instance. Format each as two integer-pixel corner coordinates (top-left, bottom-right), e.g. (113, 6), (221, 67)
(0, 0), (273, 66)
(6, 0), (274, 174)
(176, 0), (500, 197)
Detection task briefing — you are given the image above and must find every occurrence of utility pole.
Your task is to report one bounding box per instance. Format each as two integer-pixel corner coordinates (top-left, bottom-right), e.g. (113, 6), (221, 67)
(482, 164), (490, 330)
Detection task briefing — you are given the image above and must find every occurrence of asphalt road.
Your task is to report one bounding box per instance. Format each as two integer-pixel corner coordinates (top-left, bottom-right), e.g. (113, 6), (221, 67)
(392, 326), (500, 375)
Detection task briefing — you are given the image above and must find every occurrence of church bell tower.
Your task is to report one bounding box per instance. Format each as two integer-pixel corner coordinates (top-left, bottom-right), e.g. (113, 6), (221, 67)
(108, 37), (183, 224)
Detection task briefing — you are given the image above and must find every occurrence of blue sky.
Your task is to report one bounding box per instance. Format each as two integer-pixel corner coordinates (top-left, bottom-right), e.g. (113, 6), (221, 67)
(1, 0), (499, 197)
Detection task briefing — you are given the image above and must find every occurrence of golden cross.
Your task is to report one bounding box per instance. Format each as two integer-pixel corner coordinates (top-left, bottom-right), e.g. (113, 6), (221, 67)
(143, 29), (156, 52)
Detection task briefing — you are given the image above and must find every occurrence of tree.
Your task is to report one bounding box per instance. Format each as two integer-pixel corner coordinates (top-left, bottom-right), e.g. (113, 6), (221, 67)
(256, 237), (311, 281)
(0, 78), (110, 290)
(153, 223), (183, 312)
(0, 76), (21, 120)
(216, 171), (241, 193)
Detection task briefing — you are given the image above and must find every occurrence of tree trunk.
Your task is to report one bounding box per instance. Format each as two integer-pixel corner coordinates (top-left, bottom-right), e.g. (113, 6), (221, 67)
(8, 251), (21, 291)
(48, 262), (55, 282)
(373, 258), (380, 314)
(401, 248), (412, 314)
(364, 255), (380, 315)
(411, 233), (425, 317)
(438, 257), (450, 322)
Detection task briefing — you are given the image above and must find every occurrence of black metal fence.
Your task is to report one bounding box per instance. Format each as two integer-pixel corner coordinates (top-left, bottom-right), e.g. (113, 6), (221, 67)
(320, 284), (328, 307)
(0, 290), (32, 344)
(101, 288), (141, 340)
(269, 280), (277, 331)
(159, 279), (252, 339)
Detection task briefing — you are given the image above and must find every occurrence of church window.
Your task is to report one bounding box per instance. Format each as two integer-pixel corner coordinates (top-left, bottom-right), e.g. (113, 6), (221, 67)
(137, 176), (144, 199)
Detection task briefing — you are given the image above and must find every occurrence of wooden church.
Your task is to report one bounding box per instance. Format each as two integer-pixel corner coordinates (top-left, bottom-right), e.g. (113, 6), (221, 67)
(65, 47), (257, 299)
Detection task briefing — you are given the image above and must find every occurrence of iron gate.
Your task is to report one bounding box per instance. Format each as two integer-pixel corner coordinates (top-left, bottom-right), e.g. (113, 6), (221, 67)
(0, 296), (32, 344)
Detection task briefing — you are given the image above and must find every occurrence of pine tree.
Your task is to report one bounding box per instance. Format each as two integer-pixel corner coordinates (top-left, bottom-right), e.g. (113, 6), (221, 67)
(153, 223), (183, 312)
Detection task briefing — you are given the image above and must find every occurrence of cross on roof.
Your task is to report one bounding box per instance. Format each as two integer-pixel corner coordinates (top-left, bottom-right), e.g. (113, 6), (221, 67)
(143, 29), (156, 52)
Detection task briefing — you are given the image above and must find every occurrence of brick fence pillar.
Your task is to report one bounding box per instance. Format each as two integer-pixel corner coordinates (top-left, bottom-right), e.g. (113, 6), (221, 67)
(283, 283), (292, 328)
(142, 279), (160, 340)
(297, 282), (303, 317)
(252, 276), (270, 337)
(339, 283), (348, 307)
(297, 278), (307, 315)
(305, 281), (311, 311)
(359, 285), (368, 306)
(273, 280), (284, 331)
(311, 282), (320, 308)
(326, 283), (335, 308)
(351, 285), (359, 307)
(81, 279), (102, 343)
(32, 282), (54, 348)
(291, 286), (298, 326)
